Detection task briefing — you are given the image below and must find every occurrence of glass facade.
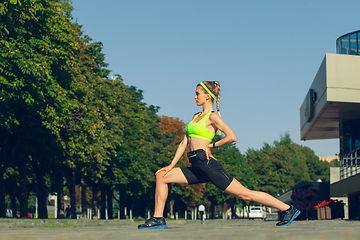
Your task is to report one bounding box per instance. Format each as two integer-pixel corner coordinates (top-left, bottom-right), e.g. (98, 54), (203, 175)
(336, 30), (360, 180)
(340, 119), (360, 156)
(336, 30), (360, 55)
(333, 31), (360, 219)
(339, 119), (360, 179)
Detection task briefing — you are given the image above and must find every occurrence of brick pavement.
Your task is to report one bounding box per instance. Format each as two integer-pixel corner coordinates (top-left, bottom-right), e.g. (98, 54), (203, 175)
(0, 219), (359, 240)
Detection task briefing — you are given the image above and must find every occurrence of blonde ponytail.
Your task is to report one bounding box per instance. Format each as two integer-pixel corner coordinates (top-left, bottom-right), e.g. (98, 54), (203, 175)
(214, 81), (221, 117)
(199, 81), (221, 116)
(199, 81), (222, 134)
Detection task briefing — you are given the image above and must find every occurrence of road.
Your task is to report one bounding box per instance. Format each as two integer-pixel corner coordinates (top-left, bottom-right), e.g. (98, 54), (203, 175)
(0, 219), (359, 240)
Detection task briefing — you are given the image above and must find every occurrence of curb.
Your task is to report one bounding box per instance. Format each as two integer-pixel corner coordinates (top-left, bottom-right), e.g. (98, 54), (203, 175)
(0, 219), (134, 228)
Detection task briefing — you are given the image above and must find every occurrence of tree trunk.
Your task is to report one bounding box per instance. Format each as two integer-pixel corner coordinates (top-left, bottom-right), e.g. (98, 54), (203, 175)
(81, 178), (87, 219)
(56, 171), (65, 219)
(91, 185), (99, 220)
(57, 190), (65, 219)
(36, 171), (48, 219)
(37, 187), (48, 219)
(0, 131), (18, 218)
(119, 191), (126, 219)
(100, 186), (106, 219)
(222, 203), (228, 219)
(107, 187), (113, 219)
(0, 132), (7, 218)
(0, 167), (6, 218)
(231, 203), (236, 219)
(209, 203), (215, 219)
(10, 194), (17, 218)
(69, 167), (76, 219)
(19, 160), (28, 218)
(169, 200), (175, 219)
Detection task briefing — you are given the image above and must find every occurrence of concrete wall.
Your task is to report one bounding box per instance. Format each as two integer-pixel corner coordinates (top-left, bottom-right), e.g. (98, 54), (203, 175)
(300, 53), (360, 140)
(300, 56), (327, 138)
(330, 173), (360, 197)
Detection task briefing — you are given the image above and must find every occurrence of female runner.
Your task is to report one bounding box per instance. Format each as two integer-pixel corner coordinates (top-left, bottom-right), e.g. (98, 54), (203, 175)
(138, 81), (300, 229)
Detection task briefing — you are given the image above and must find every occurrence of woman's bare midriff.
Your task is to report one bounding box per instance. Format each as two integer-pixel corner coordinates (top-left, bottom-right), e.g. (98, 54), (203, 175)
(189, 137), (211, 152)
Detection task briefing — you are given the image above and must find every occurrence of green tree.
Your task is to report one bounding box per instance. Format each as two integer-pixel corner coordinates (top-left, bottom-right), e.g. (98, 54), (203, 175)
(58, 35), (119, 218)
(111, 86), (167, 217)
(246, 133), (335, 198)
(0, 0), (81, 218)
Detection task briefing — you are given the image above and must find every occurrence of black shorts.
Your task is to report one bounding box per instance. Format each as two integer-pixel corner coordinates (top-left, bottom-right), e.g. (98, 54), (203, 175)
(180, 149), (234, 191)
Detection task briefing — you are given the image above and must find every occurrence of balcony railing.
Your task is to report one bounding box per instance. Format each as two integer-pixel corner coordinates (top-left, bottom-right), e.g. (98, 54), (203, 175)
(340, 146), (360, 180)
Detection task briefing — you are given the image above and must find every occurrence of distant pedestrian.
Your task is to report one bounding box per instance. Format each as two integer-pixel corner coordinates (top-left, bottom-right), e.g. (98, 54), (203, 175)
(198, 204), (205, 223)
(138, 81), (301, 230)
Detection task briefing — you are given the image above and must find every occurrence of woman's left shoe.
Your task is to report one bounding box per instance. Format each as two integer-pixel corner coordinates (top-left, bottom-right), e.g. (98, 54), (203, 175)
(138, 217), (168, 229)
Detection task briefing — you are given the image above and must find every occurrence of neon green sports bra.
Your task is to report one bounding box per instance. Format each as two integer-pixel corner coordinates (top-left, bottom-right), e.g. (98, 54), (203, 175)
(187, 111), (215, 142)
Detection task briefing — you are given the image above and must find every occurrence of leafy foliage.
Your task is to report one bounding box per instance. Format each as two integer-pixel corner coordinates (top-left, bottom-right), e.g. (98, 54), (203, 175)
(246, 133), (336, 197)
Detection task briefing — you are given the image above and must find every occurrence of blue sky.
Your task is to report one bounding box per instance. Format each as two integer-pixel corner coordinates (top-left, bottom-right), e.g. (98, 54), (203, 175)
(71, 0), (360, 156)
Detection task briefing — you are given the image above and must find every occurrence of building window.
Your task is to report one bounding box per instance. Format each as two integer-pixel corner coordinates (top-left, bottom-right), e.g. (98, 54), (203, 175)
(340, 119), (360, 157)
(336, 30), (360, 55)
(350, 33), (358, 55)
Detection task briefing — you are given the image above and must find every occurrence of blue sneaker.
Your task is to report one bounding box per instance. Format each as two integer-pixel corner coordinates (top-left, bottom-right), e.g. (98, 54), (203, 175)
(138, 217), (168, 229)
(276, 205), (301, 226)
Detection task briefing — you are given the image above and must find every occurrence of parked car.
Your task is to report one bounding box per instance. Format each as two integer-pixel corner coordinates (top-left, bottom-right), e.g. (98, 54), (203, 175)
(248, 206), (266, 220)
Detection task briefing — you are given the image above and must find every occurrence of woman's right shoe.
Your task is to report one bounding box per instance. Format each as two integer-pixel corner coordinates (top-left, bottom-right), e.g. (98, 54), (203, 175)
(276, 205), (301, 226)
(137, 217), (168, 229)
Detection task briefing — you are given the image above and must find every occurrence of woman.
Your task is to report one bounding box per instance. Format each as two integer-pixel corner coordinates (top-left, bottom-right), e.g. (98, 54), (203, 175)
(138, 81), (300, 229)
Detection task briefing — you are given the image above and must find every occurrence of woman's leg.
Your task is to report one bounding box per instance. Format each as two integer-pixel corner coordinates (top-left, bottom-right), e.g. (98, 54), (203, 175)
(224, 179), (289, 211)
(153, 167), (188, 217)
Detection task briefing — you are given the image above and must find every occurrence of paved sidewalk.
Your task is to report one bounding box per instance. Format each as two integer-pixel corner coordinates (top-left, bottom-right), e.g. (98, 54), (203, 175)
(0, 219), (359, 240)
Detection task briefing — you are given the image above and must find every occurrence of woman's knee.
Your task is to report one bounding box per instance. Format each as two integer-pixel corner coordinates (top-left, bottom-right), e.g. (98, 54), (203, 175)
(155, 172), (174, 184)
(156, 173), (167, 184)
(156, 168), (188, 185)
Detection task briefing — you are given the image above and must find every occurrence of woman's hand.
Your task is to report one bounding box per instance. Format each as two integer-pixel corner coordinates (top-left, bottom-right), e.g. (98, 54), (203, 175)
(205, 146), (216, 160)
(155, 165), (174, 177)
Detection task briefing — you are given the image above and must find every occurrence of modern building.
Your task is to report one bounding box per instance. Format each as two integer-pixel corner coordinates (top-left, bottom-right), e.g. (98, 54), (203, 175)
(300, 30), (360, 219)
(318, 155), (339, 162)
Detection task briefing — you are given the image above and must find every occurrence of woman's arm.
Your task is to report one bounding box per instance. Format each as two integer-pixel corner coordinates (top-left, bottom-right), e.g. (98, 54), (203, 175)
(169, 134), (189, 168)
(155, 134), (189, 176)
(208, 113), (237, 149)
